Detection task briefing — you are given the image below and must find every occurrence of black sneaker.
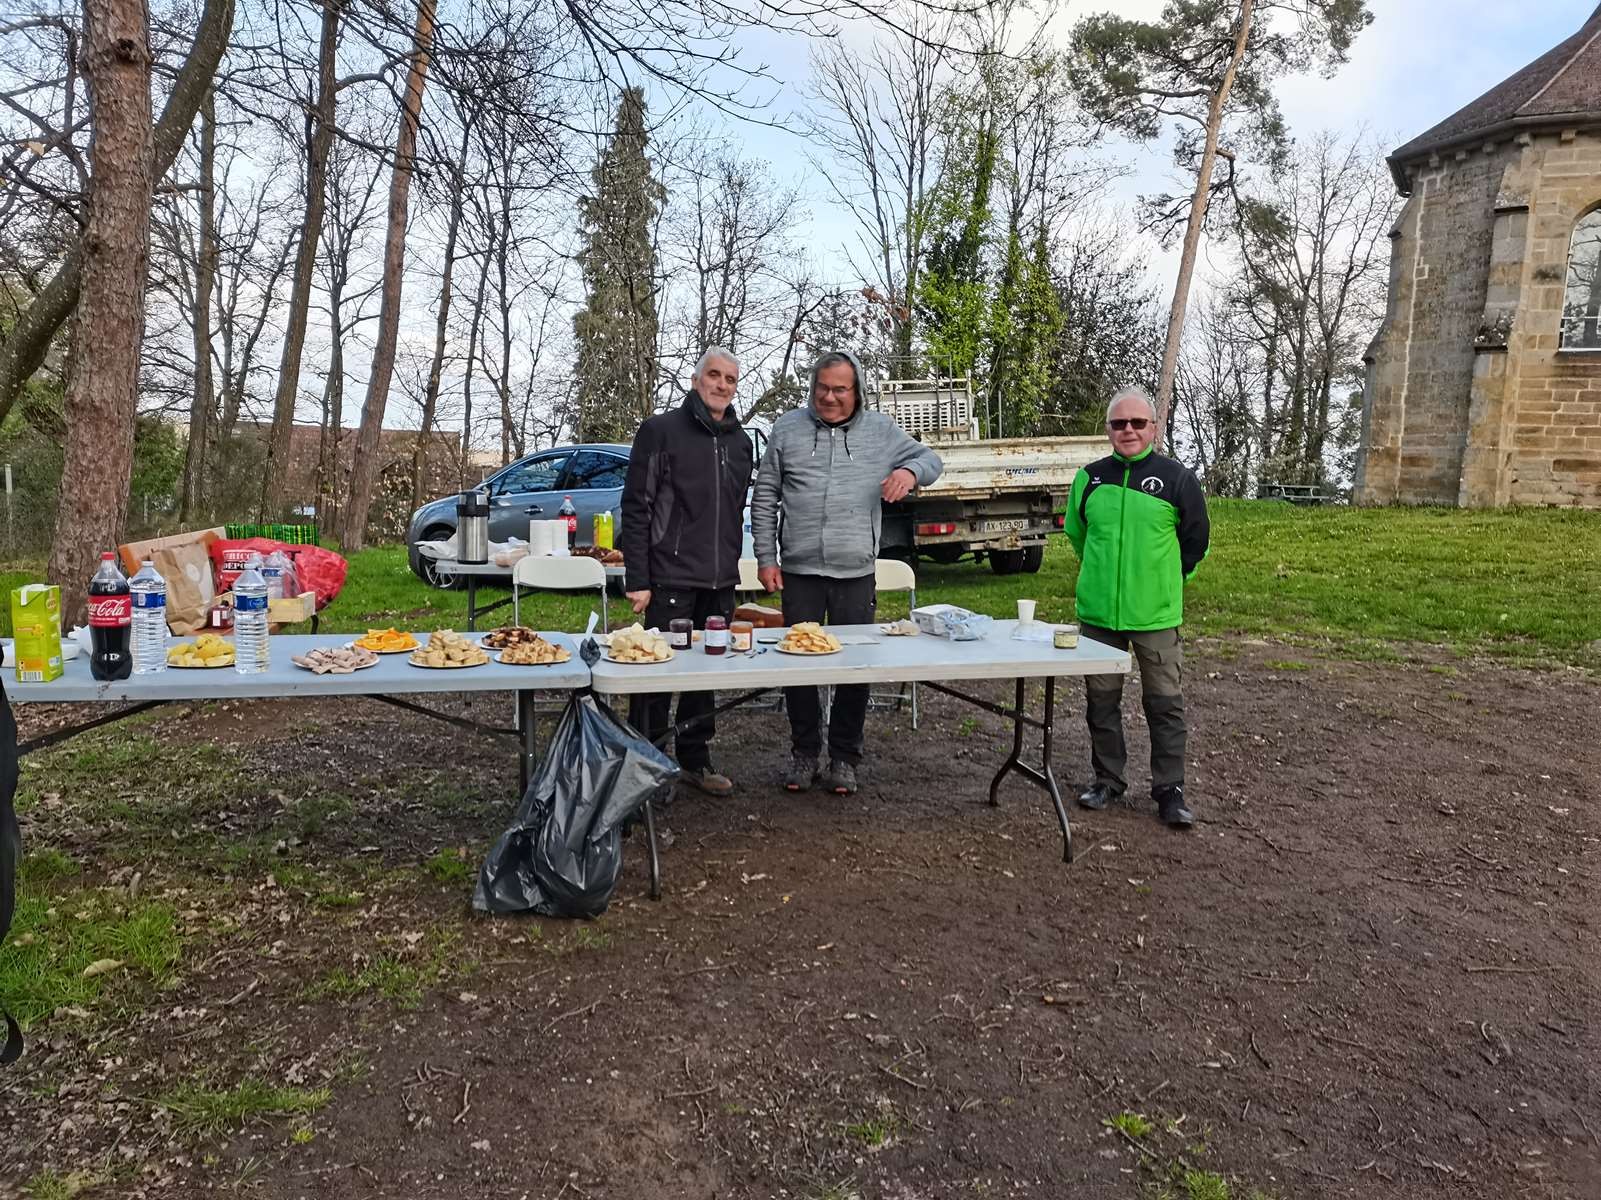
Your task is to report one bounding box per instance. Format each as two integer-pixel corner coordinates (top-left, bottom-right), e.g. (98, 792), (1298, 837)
(1078, 783), (1119, 811)
(1155, 785), (1193, 829)
(824, 760), (858, 796)
(784, 753), (819, 792)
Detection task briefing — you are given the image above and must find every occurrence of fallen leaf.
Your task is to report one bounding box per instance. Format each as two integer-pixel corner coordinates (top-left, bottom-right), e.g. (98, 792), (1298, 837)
(82, 959), (123, 978)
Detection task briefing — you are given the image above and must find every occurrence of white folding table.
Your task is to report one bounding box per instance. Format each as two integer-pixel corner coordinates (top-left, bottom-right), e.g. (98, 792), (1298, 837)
(590, 620), (1131, 897)
(5, 633), (592, 793)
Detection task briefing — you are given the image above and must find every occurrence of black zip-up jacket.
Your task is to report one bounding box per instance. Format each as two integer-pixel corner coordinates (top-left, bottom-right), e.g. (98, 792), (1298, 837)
(621, 391), (754, 593)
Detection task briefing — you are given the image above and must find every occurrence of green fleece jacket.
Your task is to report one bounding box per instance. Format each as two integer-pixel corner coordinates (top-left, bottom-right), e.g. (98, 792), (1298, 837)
(1065, 447), (1210, 632)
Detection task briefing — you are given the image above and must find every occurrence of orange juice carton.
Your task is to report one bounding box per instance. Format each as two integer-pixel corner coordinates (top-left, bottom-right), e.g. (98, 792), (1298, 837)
(11, 583), (63, 683)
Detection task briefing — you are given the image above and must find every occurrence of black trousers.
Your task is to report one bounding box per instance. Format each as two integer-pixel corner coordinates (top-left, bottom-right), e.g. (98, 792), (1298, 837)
(628, 586), (734, 771)
(781, 572), (877, 765)
(1080, 623), (1187, 794)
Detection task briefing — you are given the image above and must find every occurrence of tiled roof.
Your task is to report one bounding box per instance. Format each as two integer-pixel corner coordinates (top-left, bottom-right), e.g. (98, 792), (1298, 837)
(1390, 3), (1601, 188)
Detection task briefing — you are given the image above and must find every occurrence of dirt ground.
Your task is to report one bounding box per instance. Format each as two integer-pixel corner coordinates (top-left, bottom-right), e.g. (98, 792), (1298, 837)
(2, 639), (1598, 1200)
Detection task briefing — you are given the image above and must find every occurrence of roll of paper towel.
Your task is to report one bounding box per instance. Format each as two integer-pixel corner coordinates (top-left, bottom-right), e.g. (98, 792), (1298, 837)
(527, 519), (558, 556)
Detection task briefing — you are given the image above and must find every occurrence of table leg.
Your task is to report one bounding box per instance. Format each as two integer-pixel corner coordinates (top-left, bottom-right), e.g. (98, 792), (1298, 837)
(517, 689), (538, 795)
(981, 677), (1072, 864)
(642, 794), (662, 901)
(988, 678), (1027, 809)
(1039, 677), (1071, 863)
(467, 576), (478, 632)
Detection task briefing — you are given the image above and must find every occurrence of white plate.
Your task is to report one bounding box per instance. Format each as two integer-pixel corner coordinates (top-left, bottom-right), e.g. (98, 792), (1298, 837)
(774, 644), (842, 656)
(603, 650), (675, 664)
(291, 655), (379, 673)
(494, 650), (572, 666)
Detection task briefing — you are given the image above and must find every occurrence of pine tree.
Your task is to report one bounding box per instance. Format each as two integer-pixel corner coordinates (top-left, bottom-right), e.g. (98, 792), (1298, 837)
(572, 88), (665, 443)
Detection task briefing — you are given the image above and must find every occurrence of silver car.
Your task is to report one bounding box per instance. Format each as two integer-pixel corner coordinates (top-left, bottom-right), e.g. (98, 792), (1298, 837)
(406, 443), (630, 587)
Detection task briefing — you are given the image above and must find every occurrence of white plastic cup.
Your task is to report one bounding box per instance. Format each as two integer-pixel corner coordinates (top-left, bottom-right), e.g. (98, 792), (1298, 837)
(1017, 599), (1037, 624)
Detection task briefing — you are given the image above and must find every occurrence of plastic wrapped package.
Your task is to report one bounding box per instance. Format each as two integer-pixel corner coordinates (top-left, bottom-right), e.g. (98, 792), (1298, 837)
(473, 692), (679, 918)
(910, 603), (994, 641)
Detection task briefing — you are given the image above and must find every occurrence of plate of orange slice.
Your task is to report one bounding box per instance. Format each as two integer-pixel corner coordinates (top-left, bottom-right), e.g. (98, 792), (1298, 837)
(353, 627), (420, 654)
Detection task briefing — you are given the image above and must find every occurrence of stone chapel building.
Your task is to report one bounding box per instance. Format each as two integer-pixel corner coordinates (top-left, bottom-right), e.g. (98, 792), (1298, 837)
(1355, 4), (1601, 508)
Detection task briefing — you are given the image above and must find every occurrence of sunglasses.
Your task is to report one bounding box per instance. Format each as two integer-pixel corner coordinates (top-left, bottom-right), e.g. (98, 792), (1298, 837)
(1108, 418), (1151, 431)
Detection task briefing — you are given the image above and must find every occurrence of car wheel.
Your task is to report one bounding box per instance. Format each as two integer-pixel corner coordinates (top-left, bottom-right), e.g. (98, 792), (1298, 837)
(414, 527), (460, 589)
(989, 549), (1025, 575)
(1020, 545), (1044, 573)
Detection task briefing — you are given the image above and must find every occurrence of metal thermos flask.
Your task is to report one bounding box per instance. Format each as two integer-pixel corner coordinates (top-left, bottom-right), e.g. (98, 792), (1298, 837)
(457, 491), (489, 564)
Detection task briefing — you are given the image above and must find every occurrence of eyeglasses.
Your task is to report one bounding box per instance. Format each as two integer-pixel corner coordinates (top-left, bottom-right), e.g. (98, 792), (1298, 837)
(816, 385), (854, 399)
(1109, 418), (1151, 431)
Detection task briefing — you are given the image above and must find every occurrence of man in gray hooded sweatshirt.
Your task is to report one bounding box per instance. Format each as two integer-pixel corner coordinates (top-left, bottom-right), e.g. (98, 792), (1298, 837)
(751, 351), (944, 795)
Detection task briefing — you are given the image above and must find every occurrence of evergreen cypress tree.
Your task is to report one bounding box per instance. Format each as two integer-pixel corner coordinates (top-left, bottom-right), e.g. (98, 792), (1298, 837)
(572, 88), (665, 443)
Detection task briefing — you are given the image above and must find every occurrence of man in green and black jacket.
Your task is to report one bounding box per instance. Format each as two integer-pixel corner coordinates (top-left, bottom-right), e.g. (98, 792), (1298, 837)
(1064, 386), (1210, 828)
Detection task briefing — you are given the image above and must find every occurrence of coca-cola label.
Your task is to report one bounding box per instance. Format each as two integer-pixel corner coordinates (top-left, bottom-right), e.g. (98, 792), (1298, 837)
(564, 515), (577, 532)
(134, 592), (166, 610)
(88, 595), (132, 627)
(235, 593), (268, 613)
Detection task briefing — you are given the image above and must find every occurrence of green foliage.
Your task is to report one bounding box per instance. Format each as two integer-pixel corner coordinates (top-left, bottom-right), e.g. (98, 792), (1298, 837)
(572, 88), (665, 443)
(424, 847), (473, 885)
(130, 416), (184, 502)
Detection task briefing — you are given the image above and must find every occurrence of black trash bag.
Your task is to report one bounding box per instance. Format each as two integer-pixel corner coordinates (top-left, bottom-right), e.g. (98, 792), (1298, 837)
(473, 691), (677, 918)
(1, 679), (24, 1065)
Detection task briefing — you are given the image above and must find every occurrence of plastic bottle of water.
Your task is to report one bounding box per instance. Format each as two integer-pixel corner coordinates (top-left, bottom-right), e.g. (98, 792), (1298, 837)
(233, 555), (270, 675)
(130, 558), (168, 674)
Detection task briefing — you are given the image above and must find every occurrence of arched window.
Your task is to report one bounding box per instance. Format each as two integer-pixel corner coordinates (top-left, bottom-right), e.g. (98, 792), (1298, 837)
(1561, 206), (1601, 350)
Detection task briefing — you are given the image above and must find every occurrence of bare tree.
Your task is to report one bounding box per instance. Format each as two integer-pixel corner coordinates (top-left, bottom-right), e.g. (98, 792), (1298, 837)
(341, 0), (436, 551)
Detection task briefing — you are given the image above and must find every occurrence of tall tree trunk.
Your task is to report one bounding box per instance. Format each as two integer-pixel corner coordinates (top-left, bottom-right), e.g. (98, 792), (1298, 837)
(0, 0), (233, 425)
(496, 189), (517, 462)
(411, 120), (470, 511)
(460, 238), (490, 488)
(320, 297), (345, 535)
(47, 0), (154, 624)
(263, 0), (340, 518)
(179, 85), (217, 522)
(1153, 0), (1254, 441)
(340, 0), (436, 551)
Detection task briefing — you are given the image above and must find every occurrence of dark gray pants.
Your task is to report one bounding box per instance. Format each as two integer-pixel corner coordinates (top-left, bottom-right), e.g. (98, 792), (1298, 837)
(629, 586), (734, 772)
(1081, 624), (1186, 794)
(781, 572), (877, 765)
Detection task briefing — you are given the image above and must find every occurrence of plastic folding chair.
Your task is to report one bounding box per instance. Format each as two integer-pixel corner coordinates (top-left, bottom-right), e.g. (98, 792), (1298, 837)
(870, 558), (919, 729)
(512, 555), (609, 633)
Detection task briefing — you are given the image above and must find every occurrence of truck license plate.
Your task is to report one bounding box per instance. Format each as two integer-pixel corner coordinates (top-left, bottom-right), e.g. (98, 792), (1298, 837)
(982, 519), (1028, 532)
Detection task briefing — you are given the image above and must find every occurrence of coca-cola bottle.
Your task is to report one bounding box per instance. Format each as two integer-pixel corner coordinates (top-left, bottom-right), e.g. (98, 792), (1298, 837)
(88, 551), (132, 681)
(559, 494), (578, 552)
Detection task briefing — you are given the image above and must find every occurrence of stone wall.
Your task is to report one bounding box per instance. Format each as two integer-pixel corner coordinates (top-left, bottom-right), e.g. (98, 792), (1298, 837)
(1356, 129), (1601, 508)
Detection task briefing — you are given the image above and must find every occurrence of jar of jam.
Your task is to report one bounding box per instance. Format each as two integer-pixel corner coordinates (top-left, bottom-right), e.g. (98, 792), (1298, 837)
(668, 617), (693, 650)
(704, 615), (729, 655)
(729, 619), (753, 653)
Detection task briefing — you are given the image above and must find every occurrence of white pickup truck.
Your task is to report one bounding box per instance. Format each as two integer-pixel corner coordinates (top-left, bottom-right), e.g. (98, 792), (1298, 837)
(871, 378), (1103, 574)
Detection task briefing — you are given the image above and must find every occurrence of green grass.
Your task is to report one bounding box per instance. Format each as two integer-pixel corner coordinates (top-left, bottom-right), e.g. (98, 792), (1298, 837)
(0, 889), (182, 1027)
(23, 1168), (107, 1199)
(423, 847), (473, 885)
(308, 503), (1601, 664)
(305, 926), (466, 1008)
(843, 1114), (897, 1147)
(1106, 1111), (1155, 1138)
(8, 504), (1597, 659)
(158, 1078), (331, 1135)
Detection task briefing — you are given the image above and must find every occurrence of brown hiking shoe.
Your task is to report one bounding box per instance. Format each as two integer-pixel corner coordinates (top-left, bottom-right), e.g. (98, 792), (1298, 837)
(680, 767), (734, 797)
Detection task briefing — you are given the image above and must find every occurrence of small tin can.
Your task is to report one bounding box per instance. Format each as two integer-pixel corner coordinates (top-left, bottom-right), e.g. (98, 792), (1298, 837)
(668, 617), (693, 650)
(1054, 625), (1079, 649)
(730, 619), (753, 652)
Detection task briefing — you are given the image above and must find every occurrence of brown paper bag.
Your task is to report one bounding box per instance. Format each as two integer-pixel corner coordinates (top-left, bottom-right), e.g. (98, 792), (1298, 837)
(153, 542), (215, 635)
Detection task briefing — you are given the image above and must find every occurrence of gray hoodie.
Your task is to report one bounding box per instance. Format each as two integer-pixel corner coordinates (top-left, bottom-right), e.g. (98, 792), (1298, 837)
(751, 351), (944, 578)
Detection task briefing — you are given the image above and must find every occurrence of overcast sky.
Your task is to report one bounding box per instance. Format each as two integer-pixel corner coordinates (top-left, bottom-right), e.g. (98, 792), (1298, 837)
(725, 0), (1598, 289)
